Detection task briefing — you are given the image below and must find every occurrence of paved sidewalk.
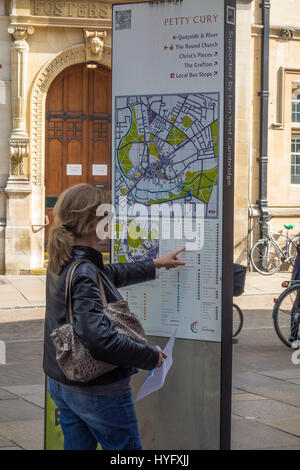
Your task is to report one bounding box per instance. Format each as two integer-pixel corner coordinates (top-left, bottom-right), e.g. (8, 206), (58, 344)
(0, 275), (46, 310)
(232, 272), (300, 450)
(0, 271), (299, 449)
(0, 274), (45, 449)
(0, 270), (291, 311)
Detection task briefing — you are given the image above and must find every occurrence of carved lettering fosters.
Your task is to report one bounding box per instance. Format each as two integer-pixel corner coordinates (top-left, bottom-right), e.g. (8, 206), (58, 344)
(32, 0), (112, 18)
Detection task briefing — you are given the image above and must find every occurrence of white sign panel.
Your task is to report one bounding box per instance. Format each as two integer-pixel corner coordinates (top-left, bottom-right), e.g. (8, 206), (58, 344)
(66, 164), (82, 176)
(92, 164), (108, 176)
(112, 0), (227, 342)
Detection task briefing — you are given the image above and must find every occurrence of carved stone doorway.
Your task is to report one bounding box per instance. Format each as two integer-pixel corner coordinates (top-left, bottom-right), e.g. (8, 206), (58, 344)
(45, 62), (111, 248)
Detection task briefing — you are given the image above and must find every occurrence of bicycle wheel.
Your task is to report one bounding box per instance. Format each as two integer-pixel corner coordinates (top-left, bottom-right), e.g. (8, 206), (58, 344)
(273, 283), (300, 348)
(233, 303), (243, 337)
(250, 239), (281, 275)
(288, 236), (300, 266)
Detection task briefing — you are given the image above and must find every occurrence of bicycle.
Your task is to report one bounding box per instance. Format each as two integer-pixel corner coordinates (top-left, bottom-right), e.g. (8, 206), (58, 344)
(232, 264), (246, 340)
(250, 217), (300, 275)
(233, 303), (243, 338)
(273, 280), (300, 348)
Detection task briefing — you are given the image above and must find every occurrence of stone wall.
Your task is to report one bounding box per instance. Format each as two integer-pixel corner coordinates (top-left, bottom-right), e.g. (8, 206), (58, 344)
(0, 2), (11, 273)
(233, 0), (253, 264)
(235, 0), (300, 268)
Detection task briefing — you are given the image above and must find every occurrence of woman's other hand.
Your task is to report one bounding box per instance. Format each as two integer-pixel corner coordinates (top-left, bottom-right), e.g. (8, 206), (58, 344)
(155, 345), (167, 368)
(153, 247), (186, 270)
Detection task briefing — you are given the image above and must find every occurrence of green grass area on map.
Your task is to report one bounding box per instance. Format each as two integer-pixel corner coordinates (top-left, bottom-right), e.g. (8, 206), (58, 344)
(147, 167), (217, 205)
(113, 223), (121, 256)
(166, 126), (187, 146)
(149, 143), (160, 157)
(113, 221), (159, 262)
(182, 116), (193, 128)
(211, 120), (218, 157)
(179, 170), (202, 198)
(148, 198), (170, 204)
(197, 167), (218, 203)
(118, 143), (133, 175)
(114, 244), (118, 257)
(114, 222), (148, 259)
(118, 107), (144, 175)
(148, 227), (159, 240)
(128, 222), (148, 245)
(117, 254), (127, 263)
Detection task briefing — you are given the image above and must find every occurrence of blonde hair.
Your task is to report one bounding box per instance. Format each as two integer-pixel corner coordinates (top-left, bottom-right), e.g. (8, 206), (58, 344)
(47, 183), (103, 275)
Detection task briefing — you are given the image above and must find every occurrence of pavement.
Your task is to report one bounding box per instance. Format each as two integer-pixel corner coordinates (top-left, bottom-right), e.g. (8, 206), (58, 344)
(0, 270), (300, 450)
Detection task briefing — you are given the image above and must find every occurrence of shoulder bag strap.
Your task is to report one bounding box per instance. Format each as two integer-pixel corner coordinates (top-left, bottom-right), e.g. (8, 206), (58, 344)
(65, 258), (108, 325)
(95, 268), (108, 308)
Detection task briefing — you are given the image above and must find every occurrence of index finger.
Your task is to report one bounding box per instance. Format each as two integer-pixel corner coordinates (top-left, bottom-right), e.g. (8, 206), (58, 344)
(174, 247), (185, 256)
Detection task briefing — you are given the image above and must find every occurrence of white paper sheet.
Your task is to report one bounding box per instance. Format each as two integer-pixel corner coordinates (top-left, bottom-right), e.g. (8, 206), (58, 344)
(66, 164), (82, 175)
(92, 164), (107, 176)
(135, 328), (177, 402)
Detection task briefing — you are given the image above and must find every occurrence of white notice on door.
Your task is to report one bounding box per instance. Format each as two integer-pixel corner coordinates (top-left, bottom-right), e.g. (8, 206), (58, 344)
(92, 164), (107, 176)
(67, 164), (82, 175)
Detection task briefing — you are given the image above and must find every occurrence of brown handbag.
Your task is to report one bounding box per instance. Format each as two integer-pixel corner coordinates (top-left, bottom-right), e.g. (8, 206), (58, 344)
(50, 259), (147, 383)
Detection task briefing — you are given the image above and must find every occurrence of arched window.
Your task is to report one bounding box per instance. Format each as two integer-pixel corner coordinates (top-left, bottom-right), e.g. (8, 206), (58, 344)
(292, 85), (300, 123)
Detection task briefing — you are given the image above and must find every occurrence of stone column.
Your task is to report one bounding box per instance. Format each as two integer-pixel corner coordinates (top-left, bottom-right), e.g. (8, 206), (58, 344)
(4, 25), (34, 274)
(7, 25), (34, 184)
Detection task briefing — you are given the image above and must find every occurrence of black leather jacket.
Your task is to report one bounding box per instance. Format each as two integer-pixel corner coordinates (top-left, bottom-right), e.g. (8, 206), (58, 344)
(43, 245), (159, 387)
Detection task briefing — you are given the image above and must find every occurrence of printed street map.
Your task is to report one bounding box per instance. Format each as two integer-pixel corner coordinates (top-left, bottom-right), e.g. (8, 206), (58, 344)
(114, 92), (219, 218)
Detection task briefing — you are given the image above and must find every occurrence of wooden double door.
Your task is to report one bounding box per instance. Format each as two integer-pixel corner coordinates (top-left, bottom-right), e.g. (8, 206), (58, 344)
(45, 63), (111, 244)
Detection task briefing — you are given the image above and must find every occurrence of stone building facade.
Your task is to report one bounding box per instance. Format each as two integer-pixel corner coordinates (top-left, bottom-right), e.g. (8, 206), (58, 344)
(0, 0), (299, 273)
(234, 0), (300, 266)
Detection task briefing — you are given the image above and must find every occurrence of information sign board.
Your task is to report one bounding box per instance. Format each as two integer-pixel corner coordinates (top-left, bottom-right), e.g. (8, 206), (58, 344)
(112, 0), (234, 343)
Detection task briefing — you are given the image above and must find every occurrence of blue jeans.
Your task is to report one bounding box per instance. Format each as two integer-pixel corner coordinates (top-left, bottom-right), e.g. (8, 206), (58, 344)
(47, 377), (143, 450)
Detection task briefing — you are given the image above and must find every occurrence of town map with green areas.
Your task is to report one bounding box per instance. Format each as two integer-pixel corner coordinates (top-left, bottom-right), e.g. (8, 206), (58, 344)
(114, 93), (219, 217)
(113, 219), (159, 264)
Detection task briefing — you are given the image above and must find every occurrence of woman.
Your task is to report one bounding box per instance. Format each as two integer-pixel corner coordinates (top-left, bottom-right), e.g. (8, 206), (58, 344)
(43, 183), (185, 450)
